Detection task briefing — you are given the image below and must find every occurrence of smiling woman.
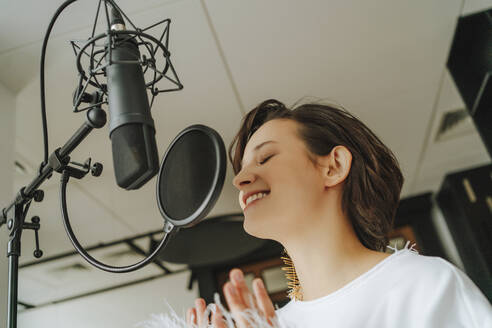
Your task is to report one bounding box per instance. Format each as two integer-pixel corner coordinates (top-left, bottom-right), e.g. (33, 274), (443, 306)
(229, 99), (404, 301)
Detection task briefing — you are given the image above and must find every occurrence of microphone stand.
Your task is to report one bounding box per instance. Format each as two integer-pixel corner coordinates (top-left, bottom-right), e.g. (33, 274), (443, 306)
(0, 102), (106, 328)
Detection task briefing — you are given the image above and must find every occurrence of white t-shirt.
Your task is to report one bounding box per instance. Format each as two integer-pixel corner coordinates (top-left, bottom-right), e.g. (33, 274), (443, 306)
(275, 245), (492, 328)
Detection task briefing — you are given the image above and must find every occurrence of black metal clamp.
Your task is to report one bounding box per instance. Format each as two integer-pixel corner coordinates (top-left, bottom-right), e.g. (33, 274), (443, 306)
(67, 158), (104, 179)
(23, 216), (43, 259)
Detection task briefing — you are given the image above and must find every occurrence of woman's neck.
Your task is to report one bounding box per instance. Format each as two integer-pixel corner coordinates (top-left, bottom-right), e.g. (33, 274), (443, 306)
(280, 211), (389, 302)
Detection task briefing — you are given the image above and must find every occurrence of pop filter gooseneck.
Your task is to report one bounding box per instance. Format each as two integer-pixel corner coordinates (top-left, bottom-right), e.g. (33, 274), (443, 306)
(59, 124), (226, 273)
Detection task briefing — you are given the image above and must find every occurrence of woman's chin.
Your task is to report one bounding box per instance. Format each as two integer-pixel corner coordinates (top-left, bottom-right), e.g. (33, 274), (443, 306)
(243, 217), (271, 240)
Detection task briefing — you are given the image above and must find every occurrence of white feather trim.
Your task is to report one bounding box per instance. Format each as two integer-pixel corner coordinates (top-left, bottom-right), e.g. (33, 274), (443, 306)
(135, 292), (291, 328)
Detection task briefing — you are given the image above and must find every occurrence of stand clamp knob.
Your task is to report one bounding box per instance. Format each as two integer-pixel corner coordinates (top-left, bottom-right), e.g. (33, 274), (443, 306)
(91, 162), (103, 177)
(33, 190), (44, 202)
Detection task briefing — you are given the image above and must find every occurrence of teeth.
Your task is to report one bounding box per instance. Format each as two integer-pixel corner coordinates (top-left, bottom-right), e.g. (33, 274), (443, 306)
(246, 192), (269, 206)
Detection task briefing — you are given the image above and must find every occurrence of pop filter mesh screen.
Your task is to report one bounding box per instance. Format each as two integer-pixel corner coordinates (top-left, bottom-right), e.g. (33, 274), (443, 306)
(158, 130), (216, 221)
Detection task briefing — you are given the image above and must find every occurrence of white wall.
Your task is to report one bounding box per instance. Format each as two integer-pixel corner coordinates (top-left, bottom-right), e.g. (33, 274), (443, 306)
(0, 82), (15, 327)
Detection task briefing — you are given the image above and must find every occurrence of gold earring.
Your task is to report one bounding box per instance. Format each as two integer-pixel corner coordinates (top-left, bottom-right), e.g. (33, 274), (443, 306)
(280, 248), (303, 301)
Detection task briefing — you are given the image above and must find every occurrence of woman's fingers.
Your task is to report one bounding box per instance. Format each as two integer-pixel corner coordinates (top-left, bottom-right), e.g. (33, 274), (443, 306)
(230, 268), (257, 309)
(253, 278), (277, 325)
(211, 303), (227, 328)
(225, 268), (279, 327)
(189, 299), (229, 328)
(223, 281), (251, 327)
(194, 298), (208, 328)
(186, 307), (197, 326)
(189, 269), (277, 328)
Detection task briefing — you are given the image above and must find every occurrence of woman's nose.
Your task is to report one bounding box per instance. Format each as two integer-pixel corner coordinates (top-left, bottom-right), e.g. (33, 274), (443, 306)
(232, 167), (255, 190)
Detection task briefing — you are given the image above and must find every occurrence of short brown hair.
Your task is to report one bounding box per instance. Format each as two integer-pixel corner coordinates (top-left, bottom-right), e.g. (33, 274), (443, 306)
(228, 99), (404, 252)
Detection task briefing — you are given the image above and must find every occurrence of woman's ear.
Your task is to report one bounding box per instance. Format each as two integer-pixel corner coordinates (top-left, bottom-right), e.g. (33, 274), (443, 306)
(318, 145), (352, 188)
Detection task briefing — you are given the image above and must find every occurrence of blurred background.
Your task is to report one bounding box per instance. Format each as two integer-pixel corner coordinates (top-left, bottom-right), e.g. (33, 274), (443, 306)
(0, 0), (491, 327)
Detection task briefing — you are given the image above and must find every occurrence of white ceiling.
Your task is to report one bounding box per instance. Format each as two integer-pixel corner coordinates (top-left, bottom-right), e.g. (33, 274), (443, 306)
(1, 0), (492, 307)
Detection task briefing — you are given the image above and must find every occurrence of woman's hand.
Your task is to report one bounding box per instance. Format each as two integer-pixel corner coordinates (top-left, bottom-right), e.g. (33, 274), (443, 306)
(186, 268), (277, 327)
(186, 297), (226, 328)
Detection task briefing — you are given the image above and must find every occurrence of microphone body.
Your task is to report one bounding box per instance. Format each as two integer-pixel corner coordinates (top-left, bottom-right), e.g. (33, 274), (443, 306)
(105, 26), (159, 190)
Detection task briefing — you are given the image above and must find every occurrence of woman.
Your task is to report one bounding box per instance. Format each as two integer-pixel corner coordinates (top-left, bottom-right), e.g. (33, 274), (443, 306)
(186, 99), (492, 327)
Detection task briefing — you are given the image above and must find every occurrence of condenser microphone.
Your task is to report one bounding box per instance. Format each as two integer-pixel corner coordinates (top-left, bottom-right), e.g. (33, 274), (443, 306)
(105, 7), (159, 190)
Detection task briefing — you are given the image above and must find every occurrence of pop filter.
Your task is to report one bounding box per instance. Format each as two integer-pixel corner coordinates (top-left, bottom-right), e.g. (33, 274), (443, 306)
(157, 124), (226, 229)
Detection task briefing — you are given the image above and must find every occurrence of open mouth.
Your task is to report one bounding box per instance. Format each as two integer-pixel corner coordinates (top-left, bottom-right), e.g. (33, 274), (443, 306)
(244, 191), (270, 210)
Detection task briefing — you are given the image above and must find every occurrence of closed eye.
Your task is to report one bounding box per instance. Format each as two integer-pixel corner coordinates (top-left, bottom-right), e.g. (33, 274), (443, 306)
(259, 155), (274, 165)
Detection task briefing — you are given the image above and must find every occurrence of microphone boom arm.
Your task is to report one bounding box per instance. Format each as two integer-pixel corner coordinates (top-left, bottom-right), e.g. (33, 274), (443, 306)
(2, 104), (107, 219)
